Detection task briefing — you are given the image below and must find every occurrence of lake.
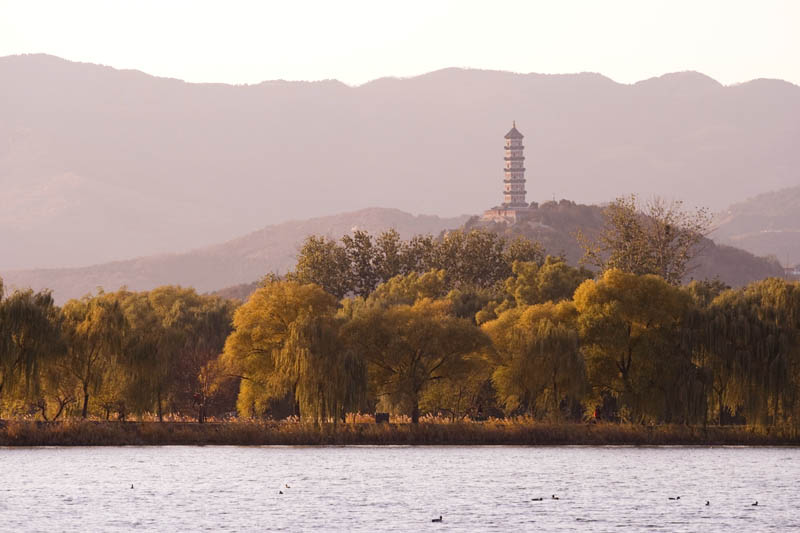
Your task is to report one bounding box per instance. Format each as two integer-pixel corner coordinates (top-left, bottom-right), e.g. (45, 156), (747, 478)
(1, 446), (798, 531)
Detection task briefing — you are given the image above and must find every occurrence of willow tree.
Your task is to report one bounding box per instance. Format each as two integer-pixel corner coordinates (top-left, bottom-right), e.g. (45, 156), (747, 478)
(484, 301), (585, 419)
(344, 298), (489, 423)
(117, 291), (169, 417)
(61, 293), (126, 418)
(707, 279), (800, 427)
(574, 269), (694, 422)
(221, 280), (339, 418)
(0, 288), (61, 411)
(146, 287), (235, 422)
(276, 313), (366, 424)
(362, 271), (495, 419)
(418, 354), (493, 421)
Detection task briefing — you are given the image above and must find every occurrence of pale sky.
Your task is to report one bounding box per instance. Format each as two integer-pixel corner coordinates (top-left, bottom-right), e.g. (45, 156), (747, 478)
(1, 0), (798, 86)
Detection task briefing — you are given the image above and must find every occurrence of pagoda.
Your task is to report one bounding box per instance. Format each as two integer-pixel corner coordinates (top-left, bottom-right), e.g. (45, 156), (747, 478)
(482, 122), (536, 223)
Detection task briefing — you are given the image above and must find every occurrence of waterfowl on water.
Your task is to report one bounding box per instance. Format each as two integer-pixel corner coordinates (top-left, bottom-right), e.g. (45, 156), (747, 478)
(432, 516), (443, 523)
(668, 496), (681, 500)
(551, 495), (559, 500)
(130, 484), (134, 489)
(705, 501), (710, 506)
(531, 497), (543, 501)
(279, 490), (283, 495)
(285, 484), (290, 488)
(752, 501), (758, 506)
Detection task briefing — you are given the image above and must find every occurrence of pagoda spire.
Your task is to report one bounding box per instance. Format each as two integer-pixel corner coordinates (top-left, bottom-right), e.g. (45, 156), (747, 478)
(502, 122), (526, 207)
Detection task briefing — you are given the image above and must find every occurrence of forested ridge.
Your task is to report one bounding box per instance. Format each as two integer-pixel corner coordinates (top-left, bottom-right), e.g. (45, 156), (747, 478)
(1, 198), (799, 433)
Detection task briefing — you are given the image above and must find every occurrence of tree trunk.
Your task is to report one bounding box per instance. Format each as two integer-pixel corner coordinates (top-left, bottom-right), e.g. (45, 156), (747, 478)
(411, 400), (420, 424)
(772, 392), (779, 427)
(53, 399), (68, 421)
(718, 390), (724, 426)
(81, 388), (90, 419)
(552, 372), (559, 421)
(157, 390), (163, 422)
(38, 401), (49, 421)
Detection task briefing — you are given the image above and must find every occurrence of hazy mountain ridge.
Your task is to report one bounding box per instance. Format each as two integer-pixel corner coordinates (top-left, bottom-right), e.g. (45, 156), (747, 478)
(2, 54), (799, 269)
(1, 208), (469, 302)
(712, 185), (800, 265)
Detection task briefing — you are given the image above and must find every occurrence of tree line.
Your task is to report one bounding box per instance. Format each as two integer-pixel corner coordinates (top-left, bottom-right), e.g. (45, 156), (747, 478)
(0, 285), (236, 422)
(1, 196), (799, 428)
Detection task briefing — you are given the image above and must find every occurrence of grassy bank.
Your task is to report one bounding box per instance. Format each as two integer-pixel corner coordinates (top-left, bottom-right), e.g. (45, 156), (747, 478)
(1, 419), (799, 446)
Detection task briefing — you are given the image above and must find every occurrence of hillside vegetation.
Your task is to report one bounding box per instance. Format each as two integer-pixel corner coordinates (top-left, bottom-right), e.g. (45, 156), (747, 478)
(469, 200), (784, 287)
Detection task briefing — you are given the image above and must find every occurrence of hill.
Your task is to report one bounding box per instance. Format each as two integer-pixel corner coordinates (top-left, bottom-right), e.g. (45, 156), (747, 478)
(711, 186), (800, 266)
(468, 200), (785, 288)
(1, 208), (468, 303)
(2, 202), (783, 304)
(2, 54), (799, 269)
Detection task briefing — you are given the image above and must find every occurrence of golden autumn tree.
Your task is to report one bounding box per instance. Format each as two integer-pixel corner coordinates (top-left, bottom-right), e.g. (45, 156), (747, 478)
(344, 298), (489, 423)
(221, 280), (366, 421)
(574, 269), (694, 422)
(484, 301), (585, 419)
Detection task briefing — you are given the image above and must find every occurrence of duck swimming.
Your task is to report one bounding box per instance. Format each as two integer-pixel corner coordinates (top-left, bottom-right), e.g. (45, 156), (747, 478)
(432, 516), (443, 523)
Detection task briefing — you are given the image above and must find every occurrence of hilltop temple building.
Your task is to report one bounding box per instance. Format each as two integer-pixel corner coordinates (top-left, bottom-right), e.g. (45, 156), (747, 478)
(481, 122), (537, 223)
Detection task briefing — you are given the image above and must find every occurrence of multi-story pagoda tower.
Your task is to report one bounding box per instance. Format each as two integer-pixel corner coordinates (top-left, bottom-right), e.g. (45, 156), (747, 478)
(482, 121), (534, 223)
(502, 121), (527, 207)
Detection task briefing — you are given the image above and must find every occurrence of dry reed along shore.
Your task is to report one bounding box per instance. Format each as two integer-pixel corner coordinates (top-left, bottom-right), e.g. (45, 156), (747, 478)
(1, 419), (798, 446)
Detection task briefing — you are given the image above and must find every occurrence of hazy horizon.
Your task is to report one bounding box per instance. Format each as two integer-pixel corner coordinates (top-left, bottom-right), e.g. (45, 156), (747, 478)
(2, 1), (799, 86)
(5, 52), (800, 90)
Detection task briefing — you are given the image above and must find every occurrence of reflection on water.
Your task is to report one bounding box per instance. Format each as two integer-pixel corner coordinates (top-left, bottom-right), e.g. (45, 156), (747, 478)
(1, 446), (799, 532)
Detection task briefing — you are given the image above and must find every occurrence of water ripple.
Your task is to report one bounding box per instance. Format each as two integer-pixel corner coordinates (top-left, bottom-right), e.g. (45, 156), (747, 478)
(0, 446), (798, 531)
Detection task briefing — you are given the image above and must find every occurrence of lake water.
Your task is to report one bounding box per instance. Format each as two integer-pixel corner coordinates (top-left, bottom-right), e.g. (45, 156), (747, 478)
(1, 446), (798, 531)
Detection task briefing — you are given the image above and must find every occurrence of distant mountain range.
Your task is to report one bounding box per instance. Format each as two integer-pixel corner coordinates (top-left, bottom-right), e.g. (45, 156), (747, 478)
(711, 185), (800, 266)
(2, 54), (799, 270)
(1, 208), (468, 303)
(2, 204), (784, 304)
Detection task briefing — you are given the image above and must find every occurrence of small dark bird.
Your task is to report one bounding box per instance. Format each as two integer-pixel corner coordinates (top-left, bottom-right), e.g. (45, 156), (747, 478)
(531, 497), (543, 501)
(285, 484), (290, 488)
(551, 495), (559, 500)
(130, 484), (134, 489)
(279, 490), (283, 495)
(752, 501), (758, 506)
(669, 496), (681, 500)
(432, 516), (443, 523)
(705, 501), (710, 506)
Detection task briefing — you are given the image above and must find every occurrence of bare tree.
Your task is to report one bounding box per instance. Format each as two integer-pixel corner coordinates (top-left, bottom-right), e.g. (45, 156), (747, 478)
(579, 195), (711, 285)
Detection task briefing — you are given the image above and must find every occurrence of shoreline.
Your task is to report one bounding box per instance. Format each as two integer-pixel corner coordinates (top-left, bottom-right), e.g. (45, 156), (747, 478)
(2, 420), (799, 447)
